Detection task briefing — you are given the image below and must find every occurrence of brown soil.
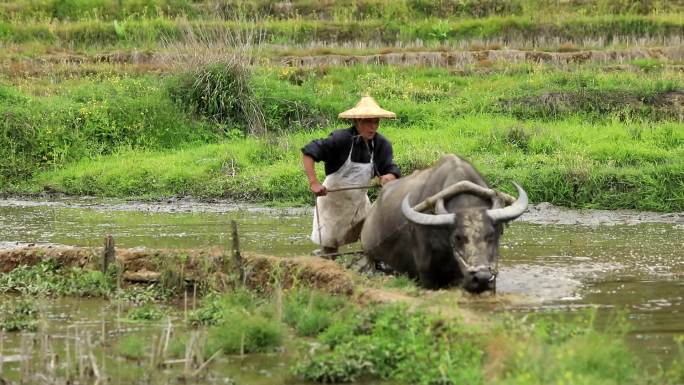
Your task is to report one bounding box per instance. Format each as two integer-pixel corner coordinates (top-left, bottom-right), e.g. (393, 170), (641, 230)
(0, 243), (95, 273)
(241, 251), (355, 295)
(278, 46), (684, 69)
(3, 46), (682, 78)
(0, 244), (354, 296)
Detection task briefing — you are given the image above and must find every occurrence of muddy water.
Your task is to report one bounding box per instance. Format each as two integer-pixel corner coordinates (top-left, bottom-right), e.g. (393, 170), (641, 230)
(0, 295), (296, 385)
(0, 199), (682, 372)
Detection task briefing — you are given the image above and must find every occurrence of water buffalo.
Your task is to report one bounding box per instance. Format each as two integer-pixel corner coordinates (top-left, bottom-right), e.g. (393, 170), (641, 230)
(361, 154), (527, 293)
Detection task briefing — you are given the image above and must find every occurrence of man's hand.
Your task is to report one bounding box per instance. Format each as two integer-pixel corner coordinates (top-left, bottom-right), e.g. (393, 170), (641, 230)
(303, 155), (327, 196)
(310, 180), (327, 196)
(379, 174), (397, 186)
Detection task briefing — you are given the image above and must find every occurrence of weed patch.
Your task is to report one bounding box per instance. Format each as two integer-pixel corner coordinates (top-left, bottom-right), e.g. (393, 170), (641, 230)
(205, 309), (283, 354)
(295, 304), (484, 384)
(168, 62), (265, 136)
(0, 299), (38, 332)
(127, 303), (165, 321)
(116, 335), (147, 361)
(499, 89), (682, 121)
(0, 260), (115, 297)
(283, 288), (348, 337)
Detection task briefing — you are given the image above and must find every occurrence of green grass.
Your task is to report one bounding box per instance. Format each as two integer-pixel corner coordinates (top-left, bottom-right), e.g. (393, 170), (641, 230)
(1, 0), (681, 22)
(188, 288), (678, 384)
(116, 335), (147, 360)
(191, 287), (683, 384)
(293, 305), (680, 385)
(283, 288), (349, 336)
(0, 260), (116, 297)
(201, 290), (284, 355)
(0, 299), (39, 332)
(205, 309), (284, 354)
(127, 303), (165, 321)
(0, 14), (682, 49)
(17, 115), (683, 211)
(0, 52), (682, 211)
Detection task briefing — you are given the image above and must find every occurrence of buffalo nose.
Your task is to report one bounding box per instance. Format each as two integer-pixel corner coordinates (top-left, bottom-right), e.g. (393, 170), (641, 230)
(471, 270), (492, 285)
(465, 270), (494, 293)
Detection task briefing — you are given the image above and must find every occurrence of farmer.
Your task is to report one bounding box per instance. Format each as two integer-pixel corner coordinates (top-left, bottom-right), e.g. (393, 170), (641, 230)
(301, 96), (401, 258)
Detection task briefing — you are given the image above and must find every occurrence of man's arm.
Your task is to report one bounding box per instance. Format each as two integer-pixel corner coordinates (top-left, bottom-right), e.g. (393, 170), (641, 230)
(302, 129), (349, 196)
(303, 154), (327, 196)
(375, 136), (401, 185)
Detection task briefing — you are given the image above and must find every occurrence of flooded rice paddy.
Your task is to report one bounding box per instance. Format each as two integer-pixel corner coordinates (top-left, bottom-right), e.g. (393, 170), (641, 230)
(0, 198), (682, 383)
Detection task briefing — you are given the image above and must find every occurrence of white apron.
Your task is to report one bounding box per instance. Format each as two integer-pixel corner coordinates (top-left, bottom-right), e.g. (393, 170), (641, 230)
(311, 139), (374, 248)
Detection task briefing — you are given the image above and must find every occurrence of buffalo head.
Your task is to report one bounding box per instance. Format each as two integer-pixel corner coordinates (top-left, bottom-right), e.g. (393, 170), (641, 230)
(400, 182), (528, 293)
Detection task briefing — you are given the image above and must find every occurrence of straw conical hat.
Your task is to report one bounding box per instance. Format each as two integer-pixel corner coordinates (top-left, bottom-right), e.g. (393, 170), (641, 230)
(338, 96), (396, 119)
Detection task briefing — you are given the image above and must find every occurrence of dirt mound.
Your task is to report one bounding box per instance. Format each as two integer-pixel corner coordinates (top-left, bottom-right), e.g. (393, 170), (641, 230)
(279, 46), (684, 69)
(0, 244), (355, 295)
(242, 252), (355, 295)
(0, 243), (489, 323)
(0, 243), (95, 272)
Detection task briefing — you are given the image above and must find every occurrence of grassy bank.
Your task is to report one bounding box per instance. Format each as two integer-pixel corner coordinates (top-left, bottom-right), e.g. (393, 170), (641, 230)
(1, 0), (681, 22)
(0, 259), (681, 384)
(16, 117), (683, 211)
(1, 63), (682, 211)
(1, 15), (682, 49)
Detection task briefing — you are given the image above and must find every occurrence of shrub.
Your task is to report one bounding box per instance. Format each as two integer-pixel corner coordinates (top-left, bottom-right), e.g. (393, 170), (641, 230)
(0, 260), (115, 297)
(127, 303), (165, 321)
(189, 289), (261, 326)
(295, 304), (484, 385)
(0, 299), (38, 332)
(168, 62), (265, 135)
(205, 309), (283, 354)
(283, 288), (348, 337)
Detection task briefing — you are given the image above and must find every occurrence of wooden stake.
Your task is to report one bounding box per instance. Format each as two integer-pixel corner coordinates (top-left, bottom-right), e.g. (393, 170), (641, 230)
(86, 333), (101, 380)
(103, 235), (115, 274)
(184, 289), (188, 324)
(0, 330), (4, 377)
(20, 334), (29, 383)
(183, 332), (196, 377)
(101, 309), (106, 376)
(162, 318), (172, 363)
(231, 220), (244, 283)
(65, 330), (71, 382)
(275, 283), (283, 322)
(191, 350), (221, 377)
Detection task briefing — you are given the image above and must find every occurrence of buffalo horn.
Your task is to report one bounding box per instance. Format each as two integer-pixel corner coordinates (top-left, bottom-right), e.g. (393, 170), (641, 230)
(402, 193), (454, 226)
(412, 181), (498, 212)
(435, 199), (448, 214)
(486, 182), (528, 223)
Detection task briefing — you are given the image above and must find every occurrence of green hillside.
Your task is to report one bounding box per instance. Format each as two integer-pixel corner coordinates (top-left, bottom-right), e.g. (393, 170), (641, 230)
(0, 0), (682, 210)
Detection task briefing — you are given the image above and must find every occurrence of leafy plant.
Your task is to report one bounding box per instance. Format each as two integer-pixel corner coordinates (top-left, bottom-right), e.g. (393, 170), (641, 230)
(116, 335), (147, 360)
(0, 299), (39, 332)
(127, 303), (165, 321)
(295, 304), (484, 385)
(283, 288), (347, 337)
(168, 62), (265, 136)
(0, 260), (115, 297)
(205, 309), (283, 354)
